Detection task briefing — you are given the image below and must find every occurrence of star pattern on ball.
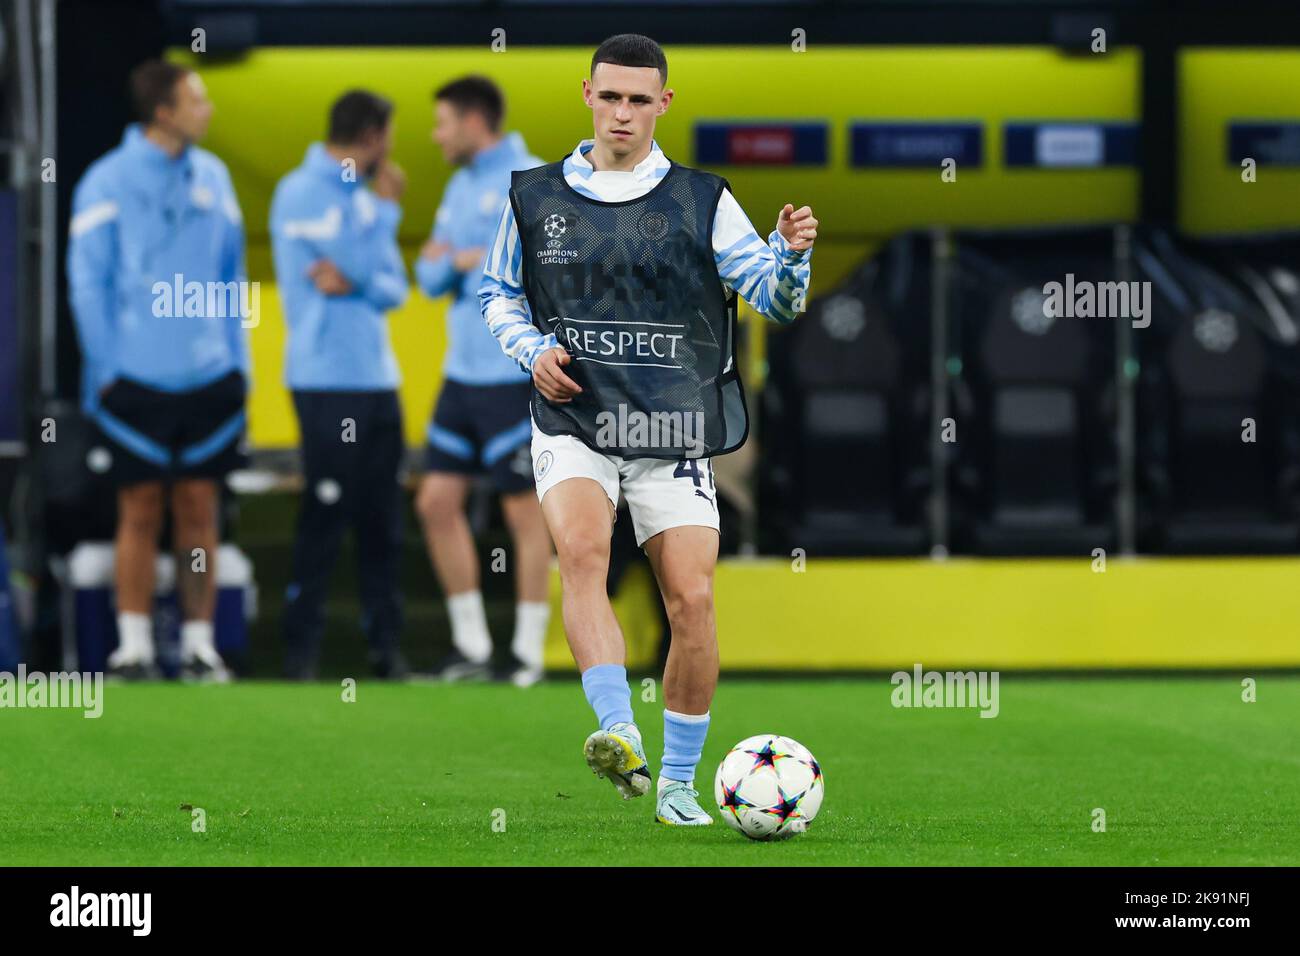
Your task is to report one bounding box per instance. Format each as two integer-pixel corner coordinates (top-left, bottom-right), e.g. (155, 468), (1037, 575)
(543, 214), (567, 239)
(770, 784), (805, 825)
(743, 739), (785, 772)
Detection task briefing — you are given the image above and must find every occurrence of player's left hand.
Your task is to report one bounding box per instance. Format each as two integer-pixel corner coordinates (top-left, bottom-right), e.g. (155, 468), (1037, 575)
(777, 203), (818, 252)
(420, 240), (450, 261)
(452, 247), (486, 273)
(308, 259), (352, 296)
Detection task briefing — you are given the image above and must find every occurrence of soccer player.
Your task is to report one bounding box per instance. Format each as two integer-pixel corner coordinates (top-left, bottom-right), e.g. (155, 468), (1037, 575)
(271, 91), (410, 680)
(68, 61), (248, 681)
(414, 77), (552, 687)
(480, 35), (816, 825)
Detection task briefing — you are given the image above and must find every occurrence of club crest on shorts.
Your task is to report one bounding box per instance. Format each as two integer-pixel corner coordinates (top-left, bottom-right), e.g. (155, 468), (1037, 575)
(535, 449), (554, 480)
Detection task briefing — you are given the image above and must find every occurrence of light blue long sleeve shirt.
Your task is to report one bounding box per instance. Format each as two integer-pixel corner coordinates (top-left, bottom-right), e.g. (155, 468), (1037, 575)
(67, 124), (249, 410)
(270, 143), (408, 391)
(480, 139), (812, 374)
(416, 131), (541, 386)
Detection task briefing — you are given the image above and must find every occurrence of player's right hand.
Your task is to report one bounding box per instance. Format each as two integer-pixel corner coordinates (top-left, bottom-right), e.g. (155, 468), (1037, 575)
(308, 259), (353, 296)
(371, 160), (407, 201)
(533, 346), (582, 403)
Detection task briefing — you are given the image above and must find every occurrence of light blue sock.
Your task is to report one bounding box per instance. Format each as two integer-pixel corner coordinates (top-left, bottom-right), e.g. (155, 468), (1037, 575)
(662, 709), (710, 783)
(581, 664), (634, 730)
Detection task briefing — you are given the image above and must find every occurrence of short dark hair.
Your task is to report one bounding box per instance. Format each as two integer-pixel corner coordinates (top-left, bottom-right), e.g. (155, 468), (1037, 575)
(591, 34), (667, 86)
(327, 90), (394, 145)
(130, 60), (192, 125)
(434, 76), (505, 133)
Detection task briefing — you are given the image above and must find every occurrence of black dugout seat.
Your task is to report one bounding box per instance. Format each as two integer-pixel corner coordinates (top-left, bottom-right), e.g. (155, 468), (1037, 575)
(760, 232), (931, 555)
(948, 228), (1119, 555)
(1133, 229), (1300, 553)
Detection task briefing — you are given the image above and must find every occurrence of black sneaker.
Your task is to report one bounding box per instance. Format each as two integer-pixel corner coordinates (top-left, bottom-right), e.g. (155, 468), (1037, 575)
(369, 649), (410, 681)
(106, 659), (162, 682)
(422, 649), (491, 683)
(181, 654), (232, 684)
(494, 652), (544, 688)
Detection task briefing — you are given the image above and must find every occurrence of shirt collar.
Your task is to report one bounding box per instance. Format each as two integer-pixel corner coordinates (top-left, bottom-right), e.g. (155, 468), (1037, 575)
(569, 138), (667, 181)
(471, 131), (526, 171)
(122, 123), (193, 172)
(305, 142), (359, 190)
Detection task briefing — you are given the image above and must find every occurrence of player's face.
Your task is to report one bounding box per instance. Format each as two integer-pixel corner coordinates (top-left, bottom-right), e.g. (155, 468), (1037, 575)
(584, 63), (671, 160)
(360, 121), (393, 176)
(158, 72), (213, 145)
(433, 100), (474, 166)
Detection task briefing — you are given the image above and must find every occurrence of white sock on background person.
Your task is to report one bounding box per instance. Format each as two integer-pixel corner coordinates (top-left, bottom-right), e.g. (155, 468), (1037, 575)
(181, 620), (218, 663)
(113, 612), (155, 663)
(511, 600), (550, 671)
(447, 590), (492, 663)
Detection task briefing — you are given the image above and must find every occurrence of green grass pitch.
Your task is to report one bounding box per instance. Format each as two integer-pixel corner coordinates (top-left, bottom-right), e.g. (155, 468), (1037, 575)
(2, 676), (1298, 865)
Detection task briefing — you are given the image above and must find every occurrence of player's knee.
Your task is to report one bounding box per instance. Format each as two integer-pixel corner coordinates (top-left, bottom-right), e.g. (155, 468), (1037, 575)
(416, 481), (461, 530)
(118, 485), (165, 538)
(503, 495), (546, 538)
(171, 483), (216, 533)
(663, 578), (714, 633)
(554, 529), (609, 581)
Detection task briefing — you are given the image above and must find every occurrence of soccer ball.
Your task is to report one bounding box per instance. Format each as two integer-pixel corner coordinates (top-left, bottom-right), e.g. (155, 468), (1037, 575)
(714, 734), (823, 841)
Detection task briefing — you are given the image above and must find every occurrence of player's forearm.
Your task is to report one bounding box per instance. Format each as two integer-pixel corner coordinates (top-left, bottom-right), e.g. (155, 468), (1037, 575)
(319, 197), (401, 288)
(480, 281), (556, 372)
(765, 230), (812, 325)
(725, 231), (812, 325)
(359, 243), (409, 311)
(415, 254), (457, 298)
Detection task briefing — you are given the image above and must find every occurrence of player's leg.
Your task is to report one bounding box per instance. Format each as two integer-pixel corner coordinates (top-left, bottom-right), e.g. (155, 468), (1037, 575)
(282, 391), (351, 680)
(170, 478), (228, 680)
(418, 382), (492, 679)
(500, 490), (551, 685)
(622, 457), (723, 825)
(645, 525), (720, 825)
(415, 473), (493, 679)
(490, 416), (553, 685)
(171, 368), (246, 680)
(534, 431), (650, 798)
(477, 386), (551, 685)
(542, 476), (649, 798)
(540, 476), (620, 668)
(97, 377), (174, 677)
(112, 480), (165, 675)
(352, 390), (406, 679)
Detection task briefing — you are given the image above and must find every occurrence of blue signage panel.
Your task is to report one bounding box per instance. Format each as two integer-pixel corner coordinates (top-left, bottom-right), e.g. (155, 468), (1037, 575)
(1228, 123), (1300, 166)
(1004, 122), (1138, 168)
(850, 122), (983, 168)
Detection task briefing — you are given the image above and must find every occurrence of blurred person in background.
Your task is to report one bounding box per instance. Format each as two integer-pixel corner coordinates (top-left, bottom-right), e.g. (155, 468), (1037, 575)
(270, 90), (409, 680)
(414, 76), (551, 687)
(67, 60), (248, 681)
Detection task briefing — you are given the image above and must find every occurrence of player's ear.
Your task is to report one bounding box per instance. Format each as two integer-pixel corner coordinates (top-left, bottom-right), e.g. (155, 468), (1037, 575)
(581, 78), (593, 108)
(659, 88), (673, 115)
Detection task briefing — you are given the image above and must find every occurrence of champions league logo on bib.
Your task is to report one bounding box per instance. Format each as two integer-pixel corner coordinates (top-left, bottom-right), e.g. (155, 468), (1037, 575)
(537, 213), (579, 264)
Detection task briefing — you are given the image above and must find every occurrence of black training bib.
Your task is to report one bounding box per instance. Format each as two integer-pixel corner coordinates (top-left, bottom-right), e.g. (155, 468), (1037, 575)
(510, 159), (748, 460)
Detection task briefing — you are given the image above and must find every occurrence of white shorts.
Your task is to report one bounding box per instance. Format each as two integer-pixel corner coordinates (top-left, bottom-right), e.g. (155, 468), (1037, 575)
(531, 426), (720, 547)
